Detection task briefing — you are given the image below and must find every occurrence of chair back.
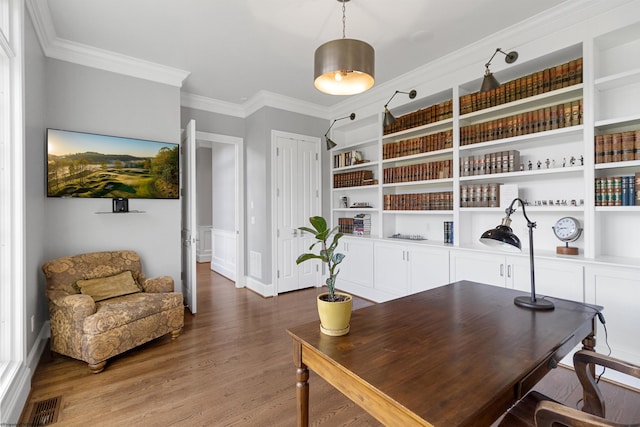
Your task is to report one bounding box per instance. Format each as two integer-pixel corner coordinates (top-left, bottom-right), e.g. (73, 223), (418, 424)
(42, 250), (145, 297)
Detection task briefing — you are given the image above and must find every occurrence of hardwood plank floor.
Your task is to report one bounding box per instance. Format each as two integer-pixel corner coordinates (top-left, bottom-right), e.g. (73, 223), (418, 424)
(21, 264), (640, 426)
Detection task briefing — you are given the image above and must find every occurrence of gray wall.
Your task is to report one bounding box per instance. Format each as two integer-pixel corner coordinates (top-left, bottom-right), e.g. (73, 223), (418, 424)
(196, 146), (213, 228)
(25, 10), (48, 353)
(212, 143), (235, 232)
(42, 61), (182, 286)
(181, 105), (327, 286)
(245, 107), (327, 283)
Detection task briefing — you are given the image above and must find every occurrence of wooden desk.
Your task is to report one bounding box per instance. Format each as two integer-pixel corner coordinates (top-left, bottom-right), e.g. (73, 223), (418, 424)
(287, 281), (599, 427)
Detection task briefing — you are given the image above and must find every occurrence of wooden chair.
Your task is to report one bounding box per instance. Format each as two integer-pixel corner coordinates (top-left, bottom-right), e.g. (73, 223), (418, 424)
(499, 350), (640, 427)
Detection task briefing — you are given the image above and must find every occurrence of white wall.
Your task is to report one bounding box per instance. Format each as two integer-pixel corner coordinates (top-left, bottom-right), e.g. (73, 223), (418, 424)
(43, 59), (182, 286)
(212, 142), (235, 231)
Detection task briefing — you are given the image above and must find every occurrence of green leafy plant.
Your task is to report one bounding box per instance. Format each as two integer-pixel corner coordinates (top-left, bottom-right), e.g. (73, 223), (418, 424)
(296, 216), (345, 302)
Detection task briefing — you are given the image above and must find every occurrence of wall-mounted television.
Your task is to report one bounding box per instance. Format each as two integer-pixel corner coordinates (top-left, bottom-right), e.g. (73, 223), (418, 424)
(46, 128), (179, 199)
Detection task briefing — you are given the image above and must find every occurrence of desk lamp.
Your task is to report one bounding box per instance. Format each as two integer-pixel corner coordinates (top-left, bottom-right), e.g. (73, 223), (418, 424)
(479, 197), (554, 310)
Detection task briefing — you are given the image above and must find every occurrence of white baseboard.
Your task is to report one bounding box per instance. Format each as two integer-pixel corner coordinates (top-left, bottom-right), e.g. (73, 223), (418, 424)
(245, 276), (274, 297)
(1, 321), (49, 424)
(196, 254), (211, 263)
(210, 260), (235, 281)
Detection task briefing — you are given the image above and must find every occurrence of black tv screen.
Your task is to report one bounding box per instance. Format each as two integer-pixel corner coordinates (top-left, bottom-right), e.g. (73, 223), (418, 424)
(46, 128), (179, 199)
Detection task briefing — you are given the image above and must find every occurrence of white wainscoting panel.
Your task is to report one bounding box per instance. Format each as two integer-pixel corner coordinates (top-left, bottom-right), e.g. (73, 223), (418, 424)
(197, 226), (212, 263)
(211, 228), (236, 280)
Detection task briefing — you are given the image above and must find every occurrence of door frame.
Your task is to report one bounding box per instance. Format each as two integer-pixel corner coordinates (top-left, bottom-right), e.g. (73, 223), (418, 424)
(270, 130), (322, 295)
(196, 131), (245, 288)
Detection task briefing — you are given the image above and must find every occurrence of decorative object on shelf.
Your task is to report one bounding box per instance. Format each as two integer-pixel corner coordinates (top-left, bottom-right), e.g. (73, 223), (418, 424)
(389, 233), (426, 241)
(552, 216), (583, 255)
(112, 197), (129, 213)
(314, 0), (374, 95)
(350, 202), (372, 208)
(296, 216), (352, 336)
(341, 196), (348, 208)
(383, 89), (417, 127)
(444, 221), (454, 244)
(324, 112), (356, 150)
(480, 197), (554, 311)
(480, 48), (519, 93)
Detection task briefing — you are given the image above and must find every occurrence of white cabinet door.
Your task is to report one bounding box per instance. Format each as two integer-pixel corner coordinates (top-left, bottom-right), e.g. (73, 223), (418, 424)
(510, 258), (584, 302)
(373, 241), (409, 297)
(408, 245), (450, 294)
(450, 250), (506, 287)
(585, 265), (640, 367)
(338, 238), (374, 288)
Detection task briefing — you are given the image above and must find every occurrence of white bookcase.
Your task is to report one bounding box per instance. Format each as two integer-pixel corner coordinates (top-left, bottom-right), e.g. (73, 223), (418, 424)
(326, 16), (640, 371)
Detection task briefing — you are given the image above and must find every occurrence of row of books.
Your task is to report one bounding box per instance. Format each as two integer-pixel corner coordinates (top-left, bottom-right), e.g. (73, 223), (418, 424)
(383, 192), (453, 211)
(383, 159), (453, 184)
(460, 183), (502, 208)
(382, 129), (453, 160)
(333, 150), (365, 169)
(461, 150), (520, 177)
(595, 175), (639, 206)
(460, 99), (583, 146)
(337, 215), (371, 235)
(443, 221), (454, 244)
(459, 57), (583, 115)
(333, 170), (375, 188)
(594, 130), (640, 164)
(383, 100), (453, 135)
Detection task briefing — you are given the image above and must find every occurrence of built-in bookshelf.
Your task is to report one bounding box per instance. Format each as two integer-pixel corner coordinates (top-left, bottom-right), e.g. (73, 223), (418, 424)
(327, 20), (640, 262)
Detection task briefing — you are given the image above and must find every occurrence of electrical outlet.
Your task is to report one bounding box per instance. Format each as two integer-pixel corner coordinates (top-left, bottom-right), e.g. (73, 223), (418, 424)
(30, 315), (35, 333)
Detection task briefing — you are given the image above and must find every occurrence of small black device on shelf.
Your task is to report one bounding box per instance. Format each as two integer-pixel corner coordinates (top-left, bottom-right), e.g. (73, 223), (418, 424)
(112, 198), (129, 213)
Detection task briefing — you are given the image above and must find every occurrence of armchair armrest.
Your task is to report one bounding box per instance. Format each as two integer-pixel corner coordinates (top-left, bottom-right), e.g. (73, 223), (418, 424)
(49, 291), (96, 317)
(574, 350), (640, 418)
(142, 276), (174, 293)
(535, 400), (617, 427)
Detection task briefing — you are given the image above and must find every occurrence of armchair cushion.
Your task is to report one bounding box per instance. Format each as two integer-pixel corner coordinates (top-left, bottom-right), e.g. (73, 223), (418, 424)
(76, 270), (141, 302)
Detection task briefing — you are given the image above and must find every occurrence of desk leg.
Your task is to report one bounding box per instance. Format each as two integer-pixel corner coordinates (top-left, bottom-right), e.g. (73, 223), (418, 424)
(581, 317), (597, 407)
(293, 341), (309, 427)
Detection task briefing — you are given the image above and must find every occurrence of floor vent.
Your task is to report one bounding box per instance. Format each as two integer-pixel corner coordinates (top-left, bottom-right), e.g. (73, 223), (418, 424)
(28, 396), (62, 426)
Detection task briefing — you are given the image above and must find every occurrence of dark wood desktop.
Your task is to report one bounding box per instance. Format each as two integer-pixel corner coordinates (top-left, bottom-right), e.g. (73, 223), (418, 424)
(287, 280), (599, 427)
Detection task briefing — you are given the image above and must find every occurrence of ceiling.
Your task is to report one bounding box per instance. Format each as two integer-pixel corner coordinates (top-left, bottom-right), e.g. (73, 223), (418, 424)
(44, 0), (568, 108)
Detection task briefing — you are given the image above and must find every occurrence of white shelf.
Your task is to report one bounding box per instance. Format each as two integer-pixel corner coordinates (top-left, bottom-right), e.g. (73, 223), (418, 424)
(382, 118), (453, 141)
(460, 85), (584, 123)
(594, 113), (640, 129)
(459, 126), (584, 152)
(332, 137), (378, 151)
(382, 178), (454, 188)
(95, 210), (145, 214)
(332, 161), (378, 172)
(382, 147), (453, 164)
(595, 160), (640, 170)
(383, 210), (453, 215)
(460, 166), (584, 182)
(332, 185), (378, 192)
(595, 206), (640, 212)
(595, 68), (640, 91)
(332, 208), (378, 212)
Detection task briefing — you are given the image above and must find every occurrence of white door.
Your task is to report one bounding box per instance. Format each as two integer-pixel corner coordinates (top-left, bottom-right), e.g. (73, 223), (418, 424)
(275, 133), (320, 293)
(181, 120), (197, 314)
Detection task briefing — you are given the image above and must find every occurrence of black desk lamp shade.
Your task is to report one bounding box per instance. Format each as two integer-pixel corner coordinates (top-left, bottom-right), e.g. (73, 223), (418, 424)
(479, 198), (554, 310)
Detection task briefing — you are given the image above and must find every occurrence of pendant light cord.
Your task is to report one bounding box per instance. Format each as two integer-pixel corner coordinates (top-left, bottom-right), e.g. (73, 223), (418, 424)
(342, 0), (346, 39)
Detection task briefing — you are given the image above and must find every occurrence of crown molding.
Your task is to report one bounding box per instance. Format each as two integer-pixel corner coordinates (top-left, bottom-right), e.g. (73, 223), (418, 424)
(243, 90), (330, 119)
(26, 0), (190, 88)
(181, 92), (245, 118)
(181, 90), (330, 120)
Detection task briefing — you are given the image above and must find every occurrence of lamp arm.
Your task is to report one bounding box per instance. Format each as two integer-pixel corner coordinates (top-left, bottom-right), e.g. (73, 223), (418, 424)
(506, 197), (538, 303)
(383, 90), (400, 109)
(325, 113), (356, 137)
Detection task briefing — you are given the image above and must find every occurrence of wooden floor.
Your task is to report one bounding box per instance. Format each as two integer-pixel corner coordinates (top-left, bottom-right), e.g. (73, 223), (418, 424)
(21, 264), (640, 426)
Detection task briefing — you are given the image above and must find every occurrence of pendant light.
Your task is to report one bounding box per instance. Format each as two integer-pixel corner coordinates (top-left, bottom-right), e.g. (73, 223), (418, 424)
(314, 0), (375, 95)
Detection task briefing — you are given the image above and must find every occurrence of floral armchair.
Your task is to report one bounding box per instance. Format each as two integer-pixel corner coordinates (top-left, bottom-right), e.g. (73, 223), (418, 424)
(42, 250), (184, 373)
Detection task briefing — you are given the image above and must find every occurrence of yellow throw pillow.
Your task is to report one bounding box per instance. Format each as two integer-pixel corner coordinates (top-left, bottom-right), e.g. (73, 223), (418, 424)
(76, 271), (141, 302)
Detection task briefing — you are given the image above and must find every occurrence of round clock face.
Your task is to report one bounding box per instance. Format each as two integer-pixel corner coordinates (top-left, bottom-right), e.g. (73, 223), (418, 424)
(553, 217), (582, 242)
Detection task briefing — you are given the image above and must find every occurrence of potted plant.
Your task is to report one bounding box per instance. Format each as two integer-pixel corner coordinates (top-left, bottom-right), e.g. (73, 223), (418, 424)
(296, 216), (353, 336)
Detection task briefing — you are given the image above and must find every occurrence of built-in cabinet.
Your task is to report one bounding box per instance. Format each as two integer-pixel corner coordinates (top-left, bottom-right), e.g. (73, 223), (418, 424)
(327, 17), (640, 372)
